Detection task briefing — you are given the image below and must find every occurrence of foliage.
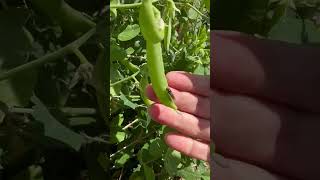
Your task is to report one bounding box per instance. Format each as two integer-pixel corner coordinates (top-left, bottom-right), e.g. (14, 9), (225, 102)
(0, 0), (109, 179)
(213, 0), (320, 44)
(110, 0), (210, 179)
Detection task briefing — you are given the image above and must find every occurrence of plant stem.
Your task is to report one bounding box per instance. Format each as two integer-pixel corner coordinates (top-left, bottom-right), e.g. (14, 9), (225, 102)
(110, 0), (159, 9)
(122, 119), (139, 130)
(110, 131), (143, 159)
(0, 28), (96, 81)
(73, 48), (89, 64)
(176, 2), (208, 19)
(110, 70), (140, 87)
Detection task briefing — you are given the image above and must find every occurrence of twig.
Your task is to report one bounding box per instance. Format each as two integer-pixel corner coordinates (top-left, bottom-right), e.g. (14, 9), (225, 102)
(176, 2), (208, 19)
(110, 70), (140, 87)
(122, 119), (139, 130)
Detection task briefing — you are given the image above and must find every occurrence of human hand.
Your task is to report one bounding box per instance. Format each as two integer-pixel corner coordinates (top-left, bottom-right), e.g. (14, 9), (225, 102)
(146, 71), (210, 162)
(212, 30), (320, 180)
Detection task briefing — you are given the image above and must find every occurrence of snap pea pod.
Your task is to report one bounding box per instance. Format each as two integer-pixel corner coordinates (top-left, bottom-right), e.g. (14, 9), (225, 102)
(146, 42), (177, 109)
(164, 0), (180, 52)
(164, 17), (172, 52)
(139, 0), (164, 43)
(139, 0), (177, 110)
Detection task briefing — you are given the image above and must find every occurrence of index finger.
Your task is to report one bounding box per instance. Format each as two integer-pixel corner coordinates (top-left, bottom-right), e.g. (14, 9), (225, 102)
(166, 71), (210, 97)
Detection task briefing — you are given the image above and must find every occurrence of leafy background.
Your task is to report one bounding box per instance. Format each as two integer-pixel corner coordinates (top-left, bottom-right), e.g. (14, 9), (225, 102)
(110, 0), (210, 179)
(0, 0), (108, 180)
(213, 0), (320, 44)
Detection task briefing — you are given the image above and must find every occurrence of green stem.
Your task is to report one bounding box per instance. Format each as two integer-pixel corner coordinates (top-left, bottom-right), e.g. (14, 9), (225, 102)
(0, 28), (96, 81)
(176, 2), (208, 18)
(118, 58), (140, 73)
(110, 70), (140, 87)
(73, 48), (89, 64)
(110, 0), (159, 9)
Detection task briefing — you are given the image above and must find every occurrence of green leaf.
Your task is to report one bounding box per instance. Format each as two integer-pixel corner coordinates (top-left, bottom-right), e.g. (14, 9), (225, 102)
(118, 24), (141, 41)
(110, 131), (126, 143)
(149, 138), (166, 159)
(187, 8), (199, 20)
(142, 164), (155, 180)
(138, 143), (151, 164)
(129, 170), (145, 180)
(126, 47), (135, 55)
(110, 114), (124, 128)
(164, 148), (182, 176)
(115, 152), (131, 167)
(176, 166), (210, 180)
(120, 92), (138, 109)
(0, 8), (37, 106)
(110, 43), (127, 63)
(31, 96), (86, 151)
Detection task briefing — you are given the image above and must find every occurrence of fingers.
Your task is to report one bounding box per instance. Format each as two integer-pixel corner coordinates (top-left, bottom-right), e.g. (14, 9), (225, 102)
(146, 85), (210, 119)
(212, 89), (320, 180)
(149, 103), (210, 142)
(165, 132), (210, 162)
(212, 30), (320, 112)
(212, 153), (289, 180)
(166, 71), (210, 97)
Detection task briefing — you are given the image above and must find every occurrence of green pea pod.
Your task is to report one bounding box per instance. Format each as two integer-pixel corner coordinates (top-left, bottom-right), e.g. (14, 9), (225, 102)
(164, 0), (180, 52)
(146, 42), (177, 110)
(139, 0), (164, 43)
(139, 0), (177, 110)
(164, 17), (172, 52)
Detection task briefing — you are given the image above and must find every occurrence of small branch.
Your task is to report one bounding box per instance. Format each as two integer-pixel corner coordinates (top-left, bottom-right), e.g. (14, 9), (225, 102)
(73, 48), (89, 64)
(176, 2), (208, 19)
(0, 28), (96, 81)
(80, 133), (111, 144)
(122, 119), (139, 130)
(110, 70), (140, 87)
(110, 0), (159, 9)
(109, 130), (144, 159)
(109, 129), (157, 159)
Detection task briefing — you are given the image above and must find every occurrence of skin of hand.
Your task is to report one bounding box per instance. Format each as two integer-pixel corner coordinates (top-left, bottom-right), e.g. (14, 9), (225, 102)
(211, 30), (320, 180)
(146, 71), (211, 162)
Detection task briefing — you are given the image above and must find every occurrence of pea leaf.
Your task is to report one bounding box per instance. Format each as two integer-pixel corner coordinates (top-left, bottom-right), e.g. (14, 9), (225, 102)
(120, 92), (138, 109)
(115, 152), (131, 167)
(164, 148), (182, 176)
(142, 164), (155, 180)
(31, 96), (86, 151)
(118, 24), (140, 41)
(149, 138), (166, 159)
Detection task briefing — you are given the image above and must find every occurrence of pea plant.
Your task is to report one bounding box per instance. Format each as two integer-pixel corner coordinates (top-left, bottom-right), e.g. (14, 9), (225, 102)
(110, 0), (210, 179)
(0, 0), (108, 180)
